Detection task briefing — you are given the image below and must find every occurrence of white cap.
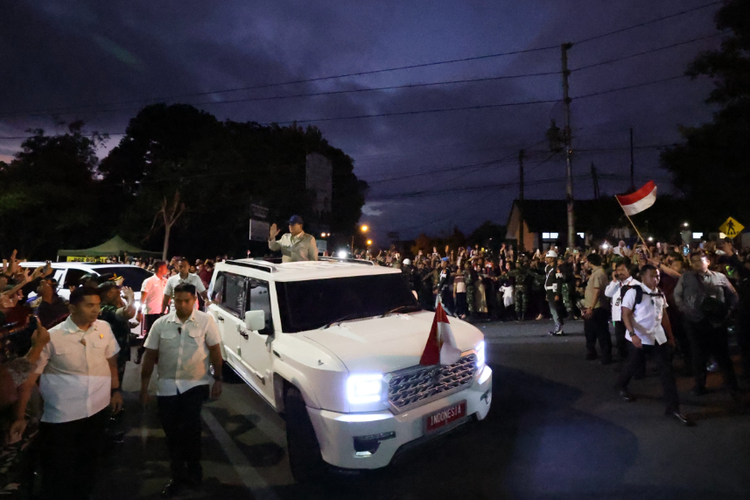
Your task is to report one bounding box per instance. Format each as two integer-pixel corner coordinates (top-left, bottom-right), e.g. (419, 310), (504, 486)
(402, 258), (411, 266)
(545, 250), (558, 258)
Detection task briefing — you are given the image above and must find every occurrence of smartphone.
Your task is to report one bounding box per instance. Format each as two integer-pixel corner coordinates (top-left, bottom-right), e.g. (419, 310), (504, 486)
(682, 247), (689, 256)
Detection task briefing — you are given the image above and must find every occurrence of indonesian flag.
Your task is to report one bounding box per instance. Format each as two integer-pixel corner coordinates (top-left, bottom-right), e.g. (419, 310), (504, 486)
(419, 303), (462, 366)
(616, 180), (657, 216)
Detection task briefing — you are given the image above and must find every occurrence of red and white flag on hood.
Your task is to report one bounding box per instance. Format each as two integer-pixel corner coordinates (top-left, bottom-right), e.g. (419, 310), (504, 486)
(419, 303), (462, 366)
(616, 180), (657, 216)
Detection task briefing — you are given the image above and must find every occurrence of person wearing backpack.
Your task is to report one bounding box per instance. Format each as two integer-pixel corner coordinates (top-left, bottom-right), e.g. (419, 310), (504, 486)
(617, 264), (694, 426)
(674, 250), (739, 397)
(604, 258), (640, 362)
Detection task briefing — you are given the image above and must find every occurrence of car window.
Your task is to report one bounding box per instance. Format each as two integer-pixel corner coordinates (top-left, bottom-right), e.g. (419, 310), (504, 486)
(63, 269), (87, 288)
(216, 272), (245, 318)
(246, 278), (271, 329)
(276, 274), (419, 333)
(209, 273), (225, 304)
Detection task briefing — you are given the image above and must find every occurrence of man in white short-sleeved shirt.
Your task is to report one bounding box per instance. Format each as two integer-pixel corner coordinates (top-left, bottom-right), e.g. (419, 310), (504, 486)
(141, 282), (223, 496)
(11, 287), (123, 499)
(616, 264), (694, 426)
(162, 257), (209, 312)
(604, 259), (640, 361)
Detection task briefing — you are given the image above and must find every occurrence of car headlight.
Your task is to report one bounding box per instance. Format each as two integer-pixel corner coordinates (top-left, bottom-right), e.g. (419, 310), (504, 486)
(475, 341), (486, 369)
(346, 374), (384, 405)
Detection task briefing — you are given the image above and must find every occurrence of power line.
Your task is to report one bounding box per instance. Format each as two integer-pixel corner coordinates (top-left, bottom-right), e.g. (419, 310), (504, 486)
(572, 32), (726, 72)
(574, 74), (687, 100)
(0, 71), (560, 119)
(1, 46), (559, 117)
(574, 1), (722, 45)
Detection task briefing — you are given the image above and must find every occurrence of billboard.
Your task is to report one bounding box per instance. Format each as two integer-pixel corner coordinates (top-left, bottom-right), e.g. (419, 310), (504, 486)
(249, 219), (270, 242)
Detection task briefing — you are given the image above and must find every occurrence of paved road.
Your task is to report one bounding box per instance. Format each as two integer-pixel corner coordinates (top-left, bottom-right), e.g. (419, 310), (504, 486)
(92, 319), (750, 499)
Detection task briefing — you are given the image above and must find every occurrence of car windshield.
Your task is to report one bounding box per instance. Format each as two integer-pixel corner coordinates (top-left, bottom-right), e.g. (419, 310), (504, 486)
(276, 274), (420, 333)
(96, 266), (153, 290)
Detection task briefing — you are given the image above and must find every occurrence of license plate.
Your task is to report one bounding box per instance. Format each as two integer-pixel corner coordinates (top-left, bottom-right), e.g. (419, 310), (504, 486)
(425, 401), (467, 432)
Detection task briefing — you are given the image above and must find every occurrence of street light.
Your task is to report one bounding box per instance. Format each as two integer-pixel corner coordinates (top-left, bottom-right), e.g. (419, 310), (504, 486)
(352, 224), (370, 250)
(683, 222), (689, 227)
(366, 239), (373, 246)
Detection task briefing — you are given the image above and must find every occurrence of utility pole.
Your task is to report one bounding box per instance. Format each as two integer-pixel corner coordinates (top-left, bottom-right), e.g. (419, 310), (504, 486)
(561, 43), (575, 250)
(518, 149), (525, 252)
(591, 162), (600, 200)
(629, 127), (635, 191)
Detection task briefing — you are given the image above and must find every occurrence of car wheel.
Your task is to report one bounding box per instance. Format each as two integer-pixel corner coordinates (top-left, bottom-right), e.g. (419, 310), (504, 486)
(285, 385), (325, 482)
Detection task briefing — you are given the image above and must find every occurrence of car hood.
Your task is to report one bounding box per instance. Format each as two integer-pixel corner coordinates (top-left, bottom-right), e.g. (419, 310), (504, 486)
(301, 311), (484, 373)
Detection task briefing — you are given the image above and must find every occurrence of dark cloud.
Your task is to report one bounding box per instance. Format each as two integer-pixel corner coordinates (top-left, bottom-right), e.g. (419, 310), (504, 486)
(0, 0), (724, 242)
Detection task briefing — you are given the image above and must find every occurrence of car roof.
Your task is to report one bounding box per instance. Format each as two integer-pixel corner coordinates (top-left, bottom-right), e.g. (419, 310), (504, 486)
(19, 262), (147, 272)
(215, 258), (402, 282)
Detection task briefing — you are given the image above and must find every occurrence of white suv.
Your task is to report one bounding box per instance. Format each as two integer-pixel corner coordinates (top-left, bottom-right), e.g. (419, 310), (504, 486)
(207, 258), (493, 481)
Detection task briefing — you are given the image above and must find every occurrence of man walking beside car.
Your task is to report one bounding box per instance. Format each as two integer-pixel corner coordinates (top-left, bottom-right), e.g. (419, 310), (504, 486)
(140, 283), (223, 497)
(136, 261), (168, 364)
(10, 286), (123, 500)
(162, 257), (210, 314)
(268, 215), (318, 262)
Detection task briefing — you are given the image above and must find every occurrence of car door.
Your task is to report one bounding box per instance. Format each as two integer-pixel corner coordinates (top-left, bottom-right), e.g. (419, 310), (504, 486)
(207, 272), (247, 381)
(239, 277), (275, 402)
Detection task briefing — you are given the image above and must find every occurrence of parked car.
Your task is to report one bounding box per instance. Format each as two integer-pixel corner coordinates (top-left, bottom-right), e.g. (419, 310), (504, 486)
(207, 258), (492, 481)
(19, 262), (152, 333)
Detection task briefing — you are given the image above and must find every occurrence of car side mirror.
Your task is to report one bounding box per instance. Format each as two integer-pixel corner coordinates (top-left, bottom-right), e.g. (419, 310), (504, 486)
(245, 310), (266, 332)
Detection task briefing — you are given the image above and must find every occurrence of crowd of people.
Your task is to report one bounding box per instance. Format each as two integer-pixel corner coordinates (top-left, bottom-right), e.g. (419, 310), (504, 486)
(362, 238), (750, 425)
(2, 230), (750, 495)
(0, 252), (224, 498)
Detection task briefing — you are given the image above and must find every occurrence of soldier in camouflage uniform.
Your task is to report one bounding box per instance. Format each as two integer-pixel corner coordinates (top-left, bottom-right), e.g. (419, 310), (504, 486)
(558, 257), (576, 319)
(464, 262), (475, 318)
(509, 261), (530, 321)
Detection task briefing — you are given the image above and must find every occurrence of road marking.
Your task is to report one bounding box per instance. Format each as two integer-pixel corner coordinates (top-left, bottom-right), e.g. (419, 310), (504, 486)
(201, 408), (281, 500)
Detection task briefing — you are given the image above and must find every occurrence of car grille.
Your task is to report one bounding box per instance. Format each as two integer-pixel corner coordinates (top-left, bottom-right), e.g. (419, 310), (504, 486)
(387, 354), (478, 413)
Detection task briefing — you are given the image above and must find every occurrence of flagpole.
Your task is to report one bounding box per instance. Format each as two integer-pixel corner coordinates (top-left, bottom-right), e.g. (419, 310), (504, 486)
(616, 197), (647, 247)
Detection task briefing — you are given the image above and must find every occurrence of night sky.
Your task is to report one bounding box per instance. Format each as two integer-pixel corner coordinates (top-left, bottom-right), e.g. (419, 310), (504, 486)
(0, 1), (724, 243)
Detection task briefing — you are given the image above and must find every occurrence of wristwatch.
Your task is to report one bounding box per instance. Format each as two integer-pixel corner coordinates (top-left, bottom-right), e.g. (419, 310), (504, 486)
(111, 387), (122, 396)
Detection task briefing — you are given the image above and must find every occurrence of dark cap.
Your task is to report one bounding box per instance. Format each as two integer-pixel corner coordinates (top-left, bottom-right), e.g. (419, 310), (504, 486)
(97, 281), (121, 292)
(288, 215), (304, 226)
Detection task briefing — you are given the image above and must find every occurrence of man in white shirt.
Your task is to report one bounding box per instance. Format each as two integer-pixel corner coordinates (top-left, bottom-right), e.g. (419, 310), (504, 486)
(268, 215), (318, 262)
(617, 264), (694, 426)
(604, 258), (640, 362)
(141, 283), (223, 497)
(136, 261), (168, 364)
(11, 286), (123, 499)
(162, 257), (210, 313)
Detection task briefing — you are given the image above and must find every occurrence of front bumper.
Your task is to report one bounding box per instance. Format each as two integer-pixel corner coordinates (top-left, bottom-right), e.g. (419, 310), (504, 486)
(307, 365), (493, 470)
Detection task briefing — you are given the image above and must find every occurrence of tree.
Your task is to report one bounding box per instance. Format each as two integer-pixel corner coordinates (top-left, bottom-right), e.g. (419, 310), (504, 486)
(0, 123), (107, 258)
(660, 0), (750, 227)
(100, 104), (367, 259)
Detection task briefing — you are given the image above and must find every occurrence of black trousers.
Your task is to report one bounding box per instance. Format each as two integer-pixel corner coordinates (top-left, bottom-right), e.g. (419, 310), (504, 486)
(39, 407), (109, 500)
(618, 341), (680, 412)
(614, 321), (628, 360)
(684, 318), (738, 391)
(585, 308), (612, 360)
(158, 385), (209, 481)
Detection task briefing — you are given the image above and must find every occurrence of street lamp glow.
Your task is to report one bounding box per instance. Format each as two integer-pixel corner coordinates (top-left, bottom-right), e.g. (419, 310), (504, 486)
(648, 236), (654, 242)
(366, 239), (373, 246)
(321, 232), (326, 238)
(683, 222), (689, 227)
(360, 225), (369, 233)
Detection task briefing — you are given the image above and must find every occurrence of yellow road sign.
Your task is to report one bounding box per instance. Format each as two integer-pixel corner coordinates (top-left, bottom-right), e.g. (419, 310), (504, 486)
(719, 217), (744, 238)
